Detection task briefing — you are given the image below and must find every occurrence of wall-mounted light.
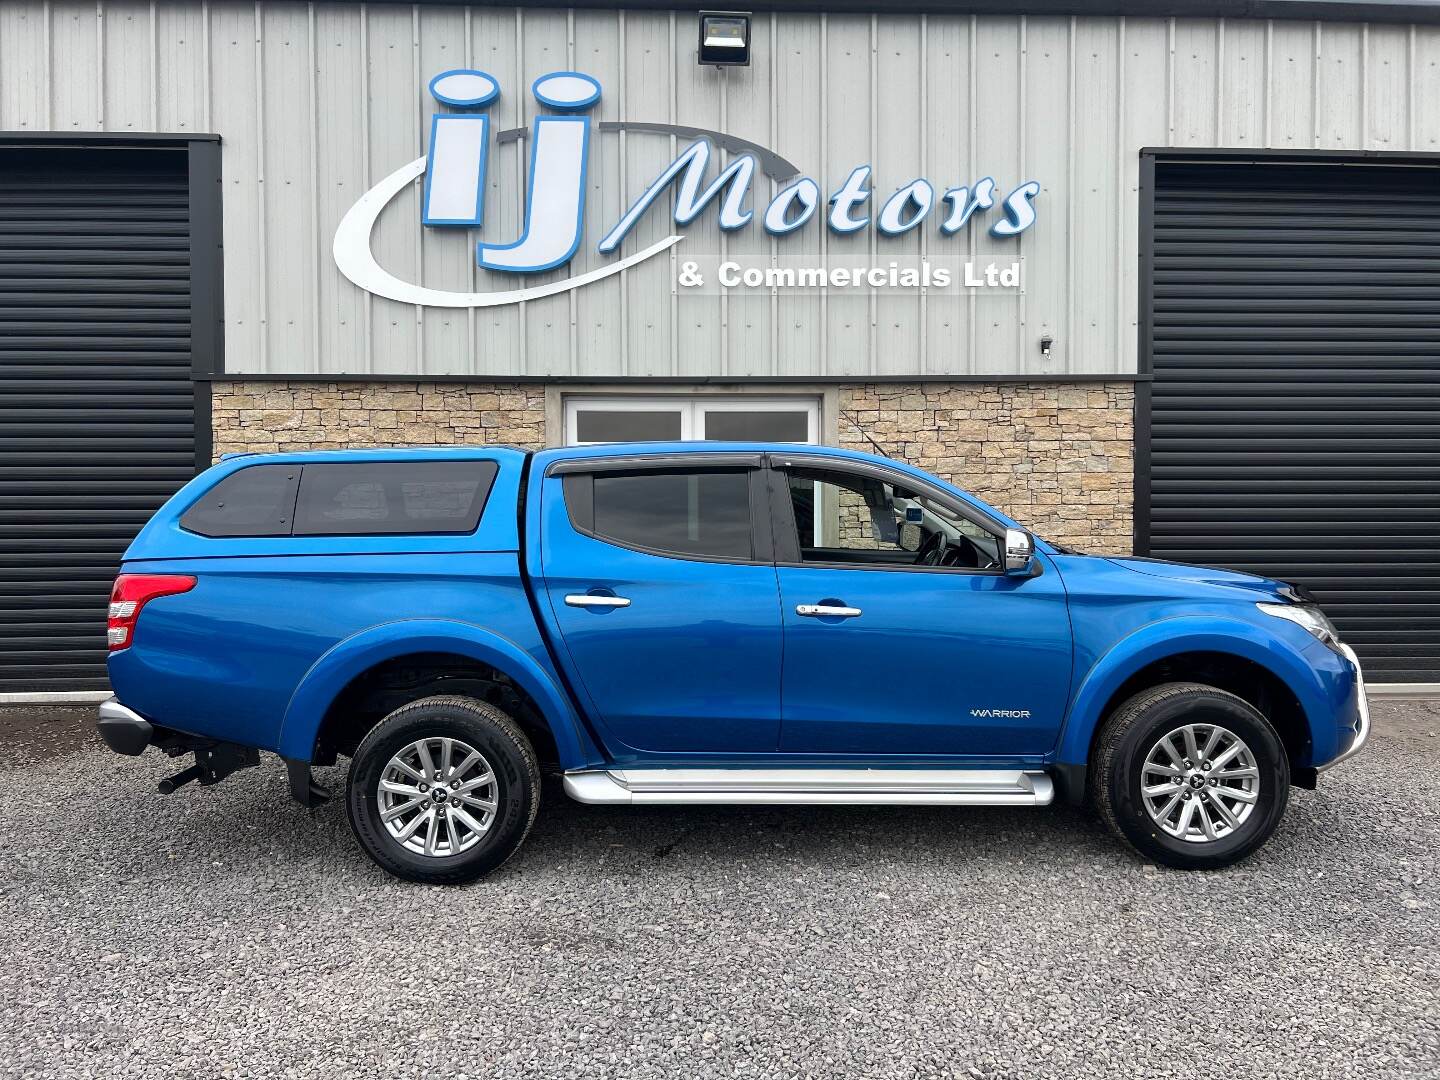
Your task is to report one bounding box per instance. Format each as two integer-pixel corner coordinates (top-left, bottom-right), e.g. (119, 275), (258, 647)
(698, 11), (751, 67)
(1040, 334), (1055, 359)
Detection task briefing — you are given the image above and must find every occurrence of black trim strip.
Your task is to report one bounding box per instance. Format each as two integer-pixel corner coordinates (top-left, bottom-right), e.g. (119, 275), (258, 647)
(0, 132), (220, 144)
(318, 2), (1440, 27)
(188, 140), (225, 383)
(1134, 151), (1157, 557)
(547, 452), (765, 475)
(206, 373), (1151, 385)
(1142, 146), (1440, 163)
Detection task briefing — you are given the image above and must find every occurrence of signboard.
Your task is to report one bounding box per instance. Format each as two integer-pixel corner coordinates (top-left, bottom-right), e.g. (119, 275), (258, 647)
(333, 69), (1039, 308)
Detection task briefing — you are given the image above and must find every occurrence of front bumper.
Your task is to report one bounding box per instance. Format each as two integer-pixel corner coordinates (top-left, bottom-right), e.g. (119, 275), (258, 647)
(1319, 643), (1371, 772)
(97, 696), (153, 756)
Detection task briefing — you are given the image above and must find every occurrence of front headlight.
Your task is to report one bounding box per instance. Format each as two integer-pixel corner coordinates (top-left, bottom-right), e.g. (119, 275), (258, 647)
(1257, 602), (1342, 649)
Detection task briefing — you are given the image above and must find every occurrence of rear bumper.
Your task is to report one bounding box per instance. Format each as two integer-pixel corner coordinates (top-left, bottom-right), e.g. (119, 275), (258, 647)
(97, 696), (153, 756)
(1319, 643), (1371, 773)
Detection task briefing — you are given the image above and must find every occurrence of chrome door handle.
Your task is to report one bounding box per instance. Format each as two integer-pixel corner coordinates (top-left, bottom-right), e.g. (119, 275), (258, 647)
(565, 594), (631, 608)
(796, 604), (862, 618)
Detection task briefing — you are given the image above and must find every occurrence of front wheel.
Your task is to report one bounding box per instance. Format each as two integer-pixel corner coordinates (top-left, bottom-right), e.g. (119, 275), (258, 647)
(346, 695), (540, 885)
(1090, 682), (1290, 870)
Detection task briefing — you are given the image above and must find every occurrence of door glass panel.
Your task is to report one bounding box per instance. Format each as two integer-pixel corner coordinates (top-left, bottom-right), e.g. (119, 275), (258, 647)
(574, 410), (683, 443)
(785, 467), (1000, 569)
(591, 470), (753, 559)
(788, 470), (907, 558)
(702, 410), (810, 442)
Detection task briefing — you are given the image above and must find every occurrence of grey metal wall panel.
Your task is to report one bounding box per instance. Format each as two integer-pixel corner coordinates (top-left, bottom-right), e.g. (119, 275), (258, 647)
(0, 146), (196, 692)
(1144, 159), (1440, 683)
(4, 3), (1439, 378)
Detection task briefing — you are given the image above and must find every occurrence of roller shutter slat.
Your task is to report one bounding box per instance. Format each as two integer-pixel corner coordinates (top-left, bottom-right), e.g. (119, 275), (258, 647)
(1146, 161), (1440, 681)
(0, 147), (196, 693)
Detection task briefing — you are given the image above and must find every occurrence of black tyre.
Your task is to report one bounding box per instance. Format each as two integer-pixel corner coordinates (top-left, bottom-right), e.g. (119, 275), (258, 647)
(346, 695), (540, 885)
(1090, 682), (1289, 870)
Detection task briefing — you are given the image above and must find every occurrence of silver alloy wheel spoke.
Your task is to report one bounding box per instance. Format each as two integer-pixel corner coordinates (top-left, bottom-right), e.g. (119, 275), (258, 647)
(449, 749), (482, 781)
(389, 758), (427, 784)
(456, 793), (498, 812)
(382, 798), (425, 823)
(396, 806), (434, 843)
(1216, 766), (1258, 780)
(1210, 741), (1246, 772)
(450, 806), (487, 836)
(454, 771), (495, 796)
(1182, 726), (1201, 765)
(377, 736), (499, 858)
(1216, 786), (1257, 805)
(1140, 722), (1260, 844)
(1160, 736), (1185, 768)
(1196, 799), (1217, 841)
(1209, 793), (1241, 831)
(416, 741), (438, 781)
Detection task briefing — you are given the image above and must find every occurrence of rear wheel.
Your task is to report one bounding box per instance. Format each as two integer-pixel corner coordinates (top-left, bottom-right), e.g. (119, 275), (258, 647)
(1090, 682), (1289, 870)
(346, 695), (540, 885)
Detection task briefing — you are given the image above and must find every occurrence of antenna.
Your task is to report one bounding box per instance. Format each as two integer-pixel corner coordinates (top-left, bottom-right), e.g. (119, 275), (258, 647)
(840, 410), (894, 460)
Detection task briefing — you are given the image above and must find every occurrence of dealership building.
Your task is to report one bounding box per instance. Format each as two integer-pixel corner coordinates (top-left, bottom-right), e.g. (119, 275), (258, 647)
(2, 0), (1438, 696)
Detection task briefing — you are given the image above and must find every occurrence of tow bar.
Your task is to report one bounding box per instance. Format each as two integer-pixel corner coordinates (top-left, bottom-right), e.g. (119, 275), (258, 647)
(156, 741), (261, 794)
(98, 696), (328, 805)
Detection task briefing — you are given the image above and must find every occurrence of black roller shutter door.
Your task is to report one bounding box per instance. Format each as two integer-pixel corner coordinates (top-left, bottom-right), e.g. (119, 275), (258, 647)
(0, 146), (198, 694)
(1144, 158), (1440, 683)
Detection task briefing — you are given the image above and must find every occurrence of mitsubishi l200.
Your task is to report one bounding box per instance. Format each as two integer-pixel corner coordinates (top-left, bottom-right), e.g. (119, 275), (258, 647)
(97, 444), (1368, 883)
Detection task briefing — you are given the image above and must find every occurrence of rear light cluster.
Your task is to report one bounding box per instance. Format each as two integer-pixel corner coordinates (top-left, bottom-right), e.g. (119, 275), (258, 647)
(108, 574), (196, 651)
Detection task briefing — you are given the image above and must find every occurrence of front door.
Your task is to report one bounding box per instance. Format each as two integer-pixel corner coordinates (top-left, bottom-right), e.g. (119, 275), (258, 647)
(538, 456), (783, 760)
(770, 459), (1073, 758)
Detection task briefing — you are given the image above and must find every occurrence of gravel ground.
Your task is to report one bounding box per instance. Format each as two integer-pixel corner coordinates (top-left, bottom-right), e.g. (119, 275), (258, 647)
(0, 702), (1436, 1080)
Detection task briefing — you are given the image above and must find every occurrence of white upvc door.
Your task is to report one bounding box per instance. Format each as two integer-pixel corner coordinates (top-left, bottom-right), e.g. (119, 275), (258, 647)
(564, 395), (819, 446)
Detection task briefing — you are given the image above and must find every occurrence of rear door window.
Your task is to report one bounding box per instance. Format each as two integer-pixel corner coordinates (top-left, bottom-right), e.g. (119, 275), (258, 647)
(179, 464), (300, 537)
(570, 469), (755, 560)
(292, 461), (498, 536)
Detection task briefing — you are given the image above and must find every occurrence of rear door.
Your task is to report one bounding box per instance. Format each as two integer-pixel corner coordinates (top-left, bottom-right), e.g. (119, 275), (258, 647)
(536, 454), (783, 759)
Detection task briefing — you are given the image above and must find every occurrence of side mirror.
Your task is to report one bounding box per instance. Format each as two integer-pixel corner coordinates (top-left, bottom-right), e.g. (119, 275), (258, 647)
(1003, 528), (1035, 575)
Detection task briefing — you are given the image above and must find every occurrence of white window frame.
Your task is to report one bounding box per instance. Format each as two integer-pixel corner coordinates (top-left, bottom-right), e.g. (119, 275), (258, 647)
(563, 395), (820, 446)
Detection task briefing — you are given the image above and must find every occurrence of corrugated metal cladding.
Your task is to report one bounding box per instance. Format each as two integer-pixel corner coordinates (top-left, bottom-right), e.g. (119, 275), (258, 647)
(3, 4), (1440, 378)
(1145, 159), (1440, 683)
(0, 147), (196, 694)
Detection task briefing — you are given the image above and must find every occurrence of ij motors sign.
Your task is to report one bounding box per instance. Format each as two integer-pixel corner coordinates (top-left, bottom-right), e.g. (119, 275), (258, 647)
(333, 69), (1041, 308)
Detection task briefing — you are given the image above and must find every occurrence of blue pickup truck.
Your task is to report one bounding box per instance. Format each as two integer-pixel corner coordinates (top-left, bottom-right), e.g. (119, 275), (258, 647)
(97, 442), (1368, 883)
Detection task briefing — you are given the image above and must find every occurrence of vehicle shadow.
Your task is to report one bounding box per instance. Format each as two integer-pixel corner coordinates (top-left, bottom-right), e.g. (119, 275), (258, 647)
(84, 750), (1376, 884)
(244, 764), (1124, 880)
(512, 775), (1122, 874)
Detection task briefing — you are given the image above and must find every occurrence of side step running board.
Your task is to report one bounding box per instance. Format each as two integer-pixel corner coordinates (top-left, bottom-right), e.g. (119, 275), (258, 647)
(564, 768), (1054, 807)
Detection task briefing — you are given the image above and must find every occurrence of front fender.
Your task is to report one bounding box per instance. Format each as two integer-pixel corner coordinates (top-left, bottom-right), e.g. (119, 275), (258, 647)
(276, 618), (596, 768)
(1054, 615), (1343, 767)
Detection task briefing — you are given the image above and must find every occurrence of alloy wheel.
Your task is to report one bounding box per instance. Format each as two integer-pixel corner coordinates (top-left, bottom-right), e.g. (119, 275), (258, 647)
(376, 737), (498, 857)
(1140, 723), (1260, 844)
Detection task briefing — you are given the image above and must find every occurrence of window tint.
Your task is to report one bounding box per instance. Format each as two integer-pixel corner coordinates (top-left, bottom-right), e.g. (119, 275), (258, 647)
(180, 464), (299, 537)
(588, 469), (753, 559)
(293, 461), (498, 536)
